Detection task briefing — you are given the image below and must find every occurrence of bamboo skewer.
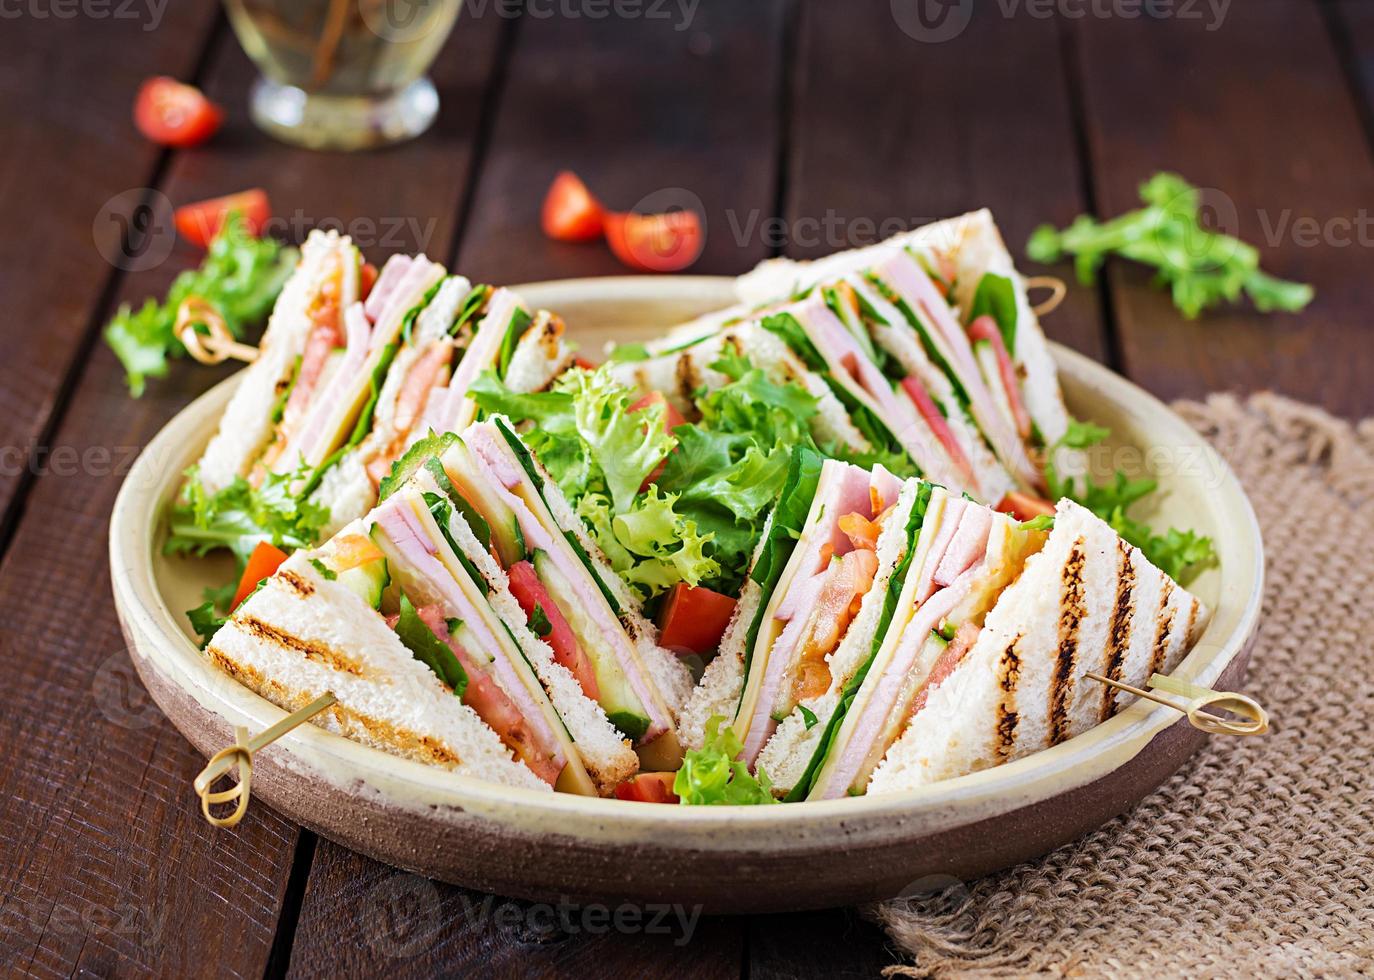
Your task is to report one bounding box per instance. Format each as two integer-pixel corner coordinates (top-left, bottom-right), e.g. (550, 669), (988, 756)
(175, 296), (260, 365)
(1025, 275), (1068, 317)
(193, 692), (338, 828)
(1085, 672), (1269, 736)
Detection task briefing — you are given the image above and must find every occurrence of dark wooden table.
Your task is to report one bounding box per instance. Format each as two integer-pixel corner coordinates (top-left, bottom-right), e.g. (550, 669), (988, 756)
(3, 1), (1372, 975)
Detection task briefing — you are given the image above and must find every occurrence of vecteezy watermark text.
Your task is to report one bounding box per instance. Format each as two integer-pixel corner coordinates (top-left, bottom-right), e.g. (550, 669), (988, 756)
(461, 0), (700, 31)
(0, 0), (168, 31)
(891, 0), (1231, 44)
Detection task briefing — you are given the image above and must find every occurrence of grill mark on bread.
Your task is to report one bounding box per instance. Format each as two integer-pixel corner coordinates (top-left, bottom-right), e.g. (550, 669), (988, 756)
(1049, 539), (1087, 745)
(277, 570), (314, 598)
(1101, 541), (1137, 721)
(233, 616), (369, 677)
(1183, 597), (1201, 647)
(1149, 582), (1177, 680)
(675, 348), (701, 404)
(995, 634), (1022, 762)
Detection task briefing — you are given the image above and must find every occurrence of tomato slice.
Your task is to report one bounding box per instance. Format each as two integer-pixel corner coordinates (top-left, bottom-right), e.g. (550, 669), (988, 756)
(506, 560), (601, 701)
(604, 210), (703, 273)
(996, 491), (1056, 522)
(174, 189), (271, 249)
(899, 375), (975, 487)
(968, 315), (1032, 440)
(629, 391), (686, 490)
(134, 77), (224, 148)
(657, 583), (737, 656)
(232, 541), (289, 610)
(542, 171), (605, 242)
(613, 771), (680, 803)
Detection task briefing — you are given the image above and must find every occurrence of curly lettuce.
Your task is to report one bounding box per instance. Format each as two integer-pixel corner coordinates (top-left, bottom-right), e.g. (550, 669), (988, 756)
(674, 715), (778, 806)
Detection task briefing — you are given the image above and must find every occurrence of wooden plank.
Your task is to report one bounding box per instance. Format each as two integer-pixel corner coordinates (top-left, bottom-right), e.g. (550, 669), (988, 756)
(782, 0), (1109, 362)
(748, 908), (894, 979)
(455, 0), (788, 282)
(753, 5), (1107, 969)
(288, 844), (740, 979)
(0, 4), (220, 530)
(0, 11), (505, 977)
(1332, 0), (1374, 135)
(1072, 0), (1374, 417)
(290, 1), (787, 974)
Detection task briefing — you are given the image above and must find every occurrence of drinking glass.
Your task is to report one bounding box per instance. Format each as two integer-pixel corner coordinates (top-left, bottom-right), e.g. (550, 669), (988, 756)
(223, 0), (462, 150)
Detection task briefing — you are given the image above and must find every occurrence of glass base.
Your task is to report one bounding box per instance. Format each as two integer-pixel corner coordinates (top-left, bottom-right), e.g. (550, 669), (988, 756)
(249, 76), (439, 151)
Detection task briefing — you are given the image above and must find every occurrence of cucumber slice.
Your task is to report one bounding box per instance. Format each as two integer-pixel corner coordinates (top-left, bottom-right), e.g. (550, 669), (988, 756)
(532, 549), (650, 741)
(337, 556), (389, 610)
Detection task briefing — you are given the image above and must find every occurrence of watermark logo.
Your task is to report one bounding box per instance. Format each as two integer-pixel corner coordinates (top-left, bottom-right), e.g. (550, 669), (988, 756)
(891, 0), (975, 43)
(93, 188), (175, 273)
(361, 0), (457, 43)
(92, 649), (164, 731)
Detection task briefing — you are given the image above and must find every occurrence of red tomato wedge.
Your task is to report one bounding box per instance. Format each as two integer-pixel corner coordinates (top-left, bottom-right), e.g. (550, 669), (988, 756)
(506, 560), (601, 701)
(359, 262), (379, 301)
(174, 189), (271, 249)
(232, 541), (289, 610)
(899, 375), (976, 487)
(134, 77), (224, 148)
(604, 210), (703, 273)
(996, 491), (1056, 522)
(629, 391), (686, 490)
(657, 583), (736, 656)
(542, 171), (605, 242)
(967, 315), (1032, 440)
(613, 771), (680, 804)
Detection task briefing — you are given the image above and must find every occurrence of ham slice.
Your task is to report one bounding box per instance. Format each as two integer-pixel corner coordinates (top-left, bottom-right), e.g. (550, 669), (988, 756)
(463, 423), (674, 743)
(364, 255), (412, 323)
(275, 302), (372, 473)
(374, 497), (566, 770)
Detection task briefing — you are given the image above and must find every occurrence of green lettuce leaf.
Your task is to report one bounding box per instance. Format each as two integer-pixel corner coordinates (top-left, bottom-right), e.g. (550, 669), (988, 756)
(164, 463), (328, 570)
(968, 272), (1018, 351)
(674, 715), (779, 806)
(103, 212), (298, 396)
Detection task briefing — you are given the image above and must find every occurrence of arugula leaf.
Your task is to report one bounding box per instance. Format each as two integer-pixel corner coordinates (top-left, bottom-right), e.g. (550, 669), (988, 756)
(528, 602), (553, 638)
(164, 463), (328, 570)
(1045, 420), (1217, 585)
(103, 212), (298, 396)
(449, 284), (492, 338)
(968, 272), (1019, 352)
(186, 600), (227, 648)
(308, 558), (337, 580)
(1027, 172), (1313, 319)
(1019, 514), (1056, 532)
(673, 715), (779, 806)
(798, 704), (819, 730)
(378, 430), (460, 501)
(394, 594), (468, 697)
(759, 312), (826, 372)
(496, 307), (534, 380)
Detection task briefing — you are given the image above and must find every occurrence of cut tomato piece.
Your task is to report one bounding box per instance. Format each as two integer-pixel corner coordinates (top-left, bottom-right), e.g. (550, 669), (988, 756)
(968, 315), (1032, 440)
(629, 391), (686, 490)
(542, 171), (605, 242)
(506, 560), (601, 701)
(613, 771), (679, 803)
(996, 491), (1056, 522)
(134, 77), (223, 148)
(232, 541), (289, 609)
(899, 375), (975, 487)
(359, 262), (379, 301)
(174, 189), (270, 249)
(604, 210), (703, 273)
(328, 533), (385, 572)
(657, 583), (736, 656)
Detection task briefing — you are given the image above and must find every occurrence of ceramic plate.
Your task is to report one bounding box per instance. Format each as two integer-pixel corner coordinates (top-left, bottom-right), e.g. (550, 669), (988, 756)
(110, 276), (1263, 913)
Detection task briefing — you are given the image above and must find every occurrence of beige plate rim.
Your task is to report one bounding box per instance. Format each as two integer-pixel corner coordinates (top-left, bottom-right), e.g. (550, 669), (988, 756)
(109, 274), (1263, 842)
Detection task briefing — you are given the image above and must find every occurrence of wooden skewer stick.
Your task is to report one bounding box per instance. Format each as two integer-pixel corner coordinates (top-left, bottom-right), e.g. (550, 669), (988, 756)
(174, 296), (260, 365)
(193, 692), (338, 828)
(1085, 672), (1269, 737)
(1025, 275), (1068, 317)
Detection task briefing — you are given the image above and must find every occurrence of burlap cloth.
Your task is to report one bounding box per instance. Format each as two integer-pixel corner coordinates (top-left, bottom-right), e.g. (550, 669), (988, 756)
(870, 393), (1374, 978)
